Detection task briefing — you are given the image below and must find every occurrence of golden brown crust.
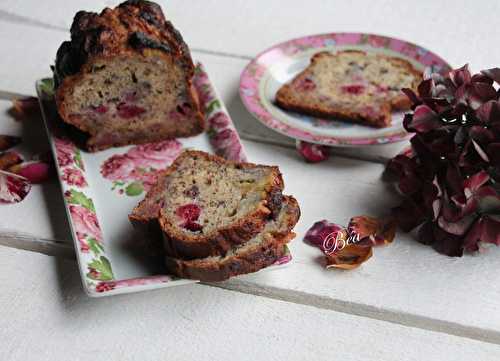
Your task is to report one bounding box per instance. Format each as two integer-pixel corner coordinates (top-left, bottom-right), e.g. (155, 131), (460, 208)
(129, 150), (286, 259)
(165, 196), (300, 282)
(54, 0), (204, 152)
(275, 50), (421, 128)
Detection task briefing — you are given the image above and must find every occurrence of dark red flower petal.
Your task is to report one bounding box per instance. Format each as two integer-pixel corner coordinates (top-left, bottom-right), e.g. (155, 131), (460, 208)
(0, 135), (21, 151)
(304, 220), (344, 251)
(405, 105), (442, 133)
(8, 161), (51, 184)
(325, 243), (373, 270)
(0, 170), (31, 204)
(481, 68), (500, 84)
(449, 64), (472, 87)
(296, 141), (330, 163)
(347, 216), (396, 246)
(487, 143), (500, 165)
(476, 100), (500, 123)
(463, 170), (489, 198)
(11, 97), (40, 118)
(401, 88), (421, 105)
(0, 151), (23, 170)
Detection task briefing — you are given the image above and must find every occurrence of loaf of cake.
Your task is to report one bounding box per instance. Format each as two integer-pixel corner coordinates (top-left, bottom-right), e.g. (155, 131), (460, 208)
(53, 0), (204, 152)
(130, 150), (300, 281)
(275, 50), (421, 127)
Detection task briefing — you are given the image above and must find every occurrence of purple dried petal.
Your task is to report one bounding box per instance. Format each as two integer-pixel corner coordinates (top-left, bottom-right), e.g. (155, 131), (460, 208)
(296, 141), (330, 163)
(0, 170), (31, 204)
(12, 96), (40, 118)
(392, 199), (426, 232)
(417, 79), (433, 98)
(471, 73), (494, 85)
(304, 220), (345, 251)
(401, 88), (421, 105)
(437, 214), (475, 236)
(472, 140), (490, 162)
(481, 68), (500, 84)
(476, 100), (500, 123)
(431, 226), (464, 257)
(8, 161), (51, 184)
(463, 171), (490, 198)
(0, 151), (23, 170)
(405, 105), (442, 133)
(449, 64), (472, 87)
(0, 135), (21, 151)
(487, 143), (500, 165)
(469, 125), (494, 144)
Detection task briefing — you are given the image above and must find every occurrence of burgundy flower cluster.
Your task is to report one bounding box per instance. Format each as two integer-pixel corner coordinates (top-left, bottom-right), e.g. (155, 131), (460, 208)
(385, 65), (500, 256)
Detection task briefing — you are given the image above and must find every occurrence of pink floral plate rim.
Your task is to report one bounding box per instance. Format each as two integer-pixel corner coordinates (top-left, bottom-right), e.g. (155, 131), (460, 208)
(36, 62), (292, 297)
(239, 32), (452, 147)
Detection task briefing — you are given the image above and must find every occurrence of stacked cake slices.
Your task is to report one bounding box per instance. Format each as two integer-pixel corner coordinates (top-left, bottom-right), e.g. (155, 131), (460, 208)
(129, 150), (300, 281)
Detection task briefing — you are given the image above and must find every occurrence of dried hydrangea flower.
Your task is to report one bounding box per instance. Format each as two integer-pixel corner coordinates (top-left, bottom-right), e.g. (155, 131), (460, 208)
(11, 96), (40, 118)
(385, 65), (500, 256)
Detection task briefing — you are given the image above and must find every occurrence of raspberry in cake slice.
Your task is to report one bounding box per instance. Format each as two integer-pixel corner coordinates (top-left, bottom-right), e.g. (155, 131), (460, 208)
(54, 1), (204, 152)
(275, 50), (422, 127)
(129, 150), (285, 259)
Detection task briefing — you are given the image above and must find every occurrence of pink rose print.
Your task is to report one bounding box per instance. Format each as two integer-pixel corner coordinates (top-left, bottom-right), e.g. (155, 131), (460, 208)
(208, 112), (231, 132)
(212, 129), (245, 161)
(54, 137), (75, 168)
(62, 167), (87, 187)
(101, 154), (136, 181)
(100, 139), (183, 195)
(127, 140), (182, 169)
(96, 281), (116, 293)
(69, 204), (103, 242)
(79, 238), (90, 253)
(367, 35), (387, 48)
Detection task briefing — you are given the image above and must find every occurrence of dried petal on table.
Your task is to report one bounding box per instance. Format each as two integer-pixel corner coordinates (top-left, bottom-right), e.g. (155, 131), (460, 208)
(325, 243), (373, 270)
(296, 140), (330, 163)
(304, 219), (344, 251)
(0, 170), (31, 204)
(0, 151), (23, 170)
(11, 96), (40, 118)
(0, 135), (21, 151)
(8, 161), (51, 184)
(348, 216), (397, 246)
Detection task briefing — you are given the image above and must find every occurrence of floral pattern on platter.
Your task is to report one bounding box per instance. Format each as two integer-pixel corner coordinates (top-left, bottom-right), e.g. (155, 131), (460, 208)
(100, 140), (183, 196)
(240, 32), (452, 147)
(194, 64), (247, 162)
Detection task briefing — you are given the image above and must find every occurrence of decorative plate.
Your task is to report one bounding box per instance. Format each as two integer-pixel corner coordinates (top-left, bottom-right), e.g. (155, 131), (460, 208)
(36, 62), (292, 297)
(240, 33), (452, 146)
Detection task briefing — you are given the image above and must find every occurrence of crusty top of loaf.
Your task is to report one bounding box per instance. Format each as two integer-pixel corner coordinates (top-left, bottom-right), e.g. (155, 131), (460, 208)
(54, 0), (194, 86)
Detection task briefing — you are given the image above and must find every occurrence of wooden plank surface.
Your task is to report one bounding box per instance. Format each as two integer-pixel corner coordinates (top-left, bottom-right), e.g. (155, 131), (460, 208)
(2, 245), (500, 361)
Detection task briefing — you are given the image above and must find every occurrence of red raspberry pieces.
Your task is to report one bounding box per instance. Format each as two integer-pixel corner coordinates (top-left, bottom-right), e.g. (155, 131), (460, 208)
(341, 84), (365, 95)
(117, 103), (146, 118)
(176, 203), (202, 232)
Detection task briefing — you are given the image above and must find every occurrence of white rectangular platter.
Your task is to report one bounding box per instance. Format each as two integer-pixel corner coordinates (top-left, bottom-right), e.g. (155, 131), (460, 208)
(36, 62), (291, 297)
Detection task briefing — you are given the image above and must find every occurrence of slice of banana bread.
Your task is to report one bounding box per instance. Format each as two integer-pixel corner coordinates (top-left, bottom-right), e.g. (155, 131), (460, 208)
(275, 50), (421, 127)
(165, 195), (300, 282)
(54, 0), (204, 152)
(129, 150), (285, 259)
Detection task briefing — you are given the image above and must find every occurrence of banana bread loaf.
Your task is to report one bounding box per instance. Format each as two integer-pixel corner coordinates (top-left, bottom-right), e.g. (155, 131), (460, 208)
(54, 0), (204, 151)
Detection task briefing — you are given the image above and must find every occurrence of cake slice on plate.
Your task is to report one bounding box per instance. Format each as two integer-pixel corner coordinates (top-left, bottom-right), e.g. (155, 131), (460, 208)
(53, 0), (204, 151)
(275, 50), (421, 127)
(130, 150), (286, 259)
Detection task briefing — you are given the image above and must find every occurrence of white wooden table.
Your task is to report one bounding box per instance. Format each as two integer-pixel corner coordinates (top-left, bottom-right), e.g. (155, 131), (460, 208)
(1, 1), (500, 360)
